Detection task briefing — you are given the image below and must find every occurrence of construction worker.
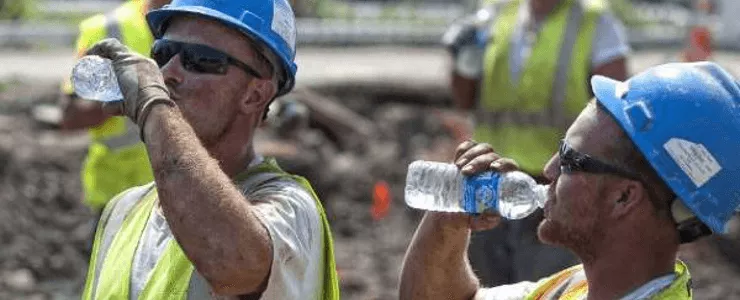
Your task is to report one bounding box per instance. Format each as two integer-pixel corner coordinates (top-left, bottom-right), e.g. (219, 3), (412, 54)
(80, 0), (339, 298)
(441, 0), (630, 285)
(400, 61), (740, 299)
(60, 0), (170, 214)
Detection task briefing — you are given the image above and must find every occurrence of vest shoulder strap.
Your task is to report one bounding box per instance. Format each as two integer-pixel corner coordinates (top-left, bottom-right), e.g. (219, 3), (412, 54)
(82, 183), (155, 300)
(234, 158), (340, 300)
(478, 0), (519, 42)
(103, 8), (122, 41)
(580, 0), (607, 13)
(525, 265), (584, 300)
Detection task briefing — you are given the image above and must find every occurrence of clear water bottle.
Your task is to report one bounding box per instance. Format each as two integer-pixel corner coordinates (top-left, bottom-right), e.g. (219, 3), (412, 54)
(71, 55), (123, 102)
(404, 160), (547, 219)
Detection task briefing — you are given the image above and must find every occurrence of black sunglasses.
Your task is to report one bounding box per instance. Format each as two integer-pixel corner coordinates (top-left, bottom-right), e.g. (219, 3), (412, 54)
(151, 39), (264, 78)
(558, 139), (643, 181)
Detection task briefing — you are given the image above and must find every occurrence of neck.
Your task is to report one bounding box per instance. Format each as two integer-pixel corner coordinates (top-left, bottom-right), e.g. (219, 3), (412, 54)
(579, 230), (677, 300)
(529, 0), (563, 22)
(209, 140), (256, 178)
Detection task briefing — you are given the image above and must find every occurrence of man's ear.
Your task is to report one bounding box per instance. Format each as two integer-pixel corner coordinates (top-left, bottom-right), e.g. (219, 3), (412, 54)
(240, 79), (276, 115)
(610, 180), (647, 220)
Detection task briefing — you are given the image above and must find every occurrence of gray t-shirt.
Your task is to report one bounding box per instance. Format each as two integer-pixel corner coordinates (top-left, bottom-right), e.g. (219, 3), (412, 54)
(454, 1), (630, 79)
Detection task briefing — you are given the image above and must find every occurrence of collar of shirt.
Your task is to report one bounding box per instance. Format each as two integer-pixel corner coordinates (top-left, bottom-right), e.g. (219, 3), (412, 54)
(248, 155), (265, 169)
(619, 273), (677, 300)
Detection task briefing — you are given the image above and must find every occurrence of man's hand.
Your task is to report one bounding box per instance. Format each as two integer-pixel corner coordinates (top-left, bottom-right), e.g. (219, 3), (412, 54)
(451, 139), (521, 231)
(86, 38), (175, 138)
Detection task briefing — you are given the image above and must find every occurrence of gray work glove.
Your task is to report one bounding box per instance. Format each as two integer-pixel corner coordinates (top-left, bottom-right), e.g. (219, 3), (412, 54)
(86, 38), (175, 142)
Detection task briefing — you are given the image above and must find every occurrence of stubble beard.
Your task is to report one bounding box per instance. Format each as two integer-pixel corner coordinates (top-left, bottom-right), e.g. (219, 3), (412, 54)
(196, 104), (239, 150)
(537, 212), (603, 262)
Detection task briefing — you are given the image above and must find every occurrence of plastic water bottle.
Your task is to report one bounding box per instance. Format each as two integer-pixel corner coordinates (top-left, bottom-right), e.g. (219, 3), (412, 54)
(404, 160), (547, 219)
(71, 55), (123, 102)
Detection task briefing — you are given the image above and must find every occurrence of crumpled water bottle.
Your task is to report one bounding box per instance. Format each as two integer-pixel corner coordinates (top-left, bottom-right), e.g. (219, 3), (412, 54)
(404, 160), (547, 219)
(71, 55), (123, 102)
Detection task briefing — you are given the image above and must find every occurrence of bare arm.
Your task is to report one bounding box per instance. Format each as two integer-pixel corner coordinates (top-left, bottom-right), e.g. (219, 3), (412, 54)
(400, 141), (512, 300)
(451, 70), (478, 111)
(142, 105), (272, 295)
(59, 95), (110, 130)
(400, 212), (479, 300)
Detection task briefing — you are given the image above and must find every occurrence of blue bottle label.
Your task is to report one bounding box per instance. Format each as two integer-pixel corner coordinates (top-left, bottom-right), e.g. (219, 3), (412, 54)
(462, 171), (502, 214)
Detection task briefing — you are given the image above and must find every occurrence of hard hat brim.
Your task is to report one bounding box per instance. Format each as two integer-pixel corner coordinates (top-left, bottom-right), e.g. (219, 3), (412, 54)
(591, 75), (632, 136)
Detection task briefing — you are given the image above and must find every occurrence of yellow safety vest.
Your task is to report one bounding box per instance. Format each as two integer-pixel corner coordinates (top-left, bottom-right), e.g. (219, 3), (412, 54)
(475, 0), (603, 174)
(525, 261), (692, 299)
(66, 0), (155, 209)
(82, 158), (340, 300)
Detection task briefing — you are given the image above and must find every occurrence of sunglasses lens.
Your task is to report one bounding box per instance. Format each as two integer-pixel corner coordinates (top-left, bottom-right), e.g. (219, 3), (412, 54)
(151, 40), (241, 75)
(183, 46), (228, 74)
(151, 41), (179, 67)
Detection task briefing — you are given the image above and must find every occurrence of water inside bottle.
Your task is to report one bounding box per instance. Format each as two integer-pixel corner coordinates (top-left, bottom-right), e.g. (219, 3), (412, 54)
(72, 56), (124, 102)
(496, 172), (547, 219)
(405, 161), (466, 213)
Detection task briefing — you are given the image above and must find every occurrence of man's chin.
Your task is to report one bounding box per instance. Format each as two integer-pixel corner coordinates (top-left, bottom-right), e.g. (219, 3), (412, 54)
(537, 218), (566, 247)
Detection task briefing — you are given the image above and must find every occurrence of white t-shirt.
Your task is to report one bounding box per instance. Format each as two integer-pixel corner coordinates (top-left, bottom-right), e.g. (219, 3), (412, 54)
(455, 1), (630, 79)
(129, 157), (323, 299)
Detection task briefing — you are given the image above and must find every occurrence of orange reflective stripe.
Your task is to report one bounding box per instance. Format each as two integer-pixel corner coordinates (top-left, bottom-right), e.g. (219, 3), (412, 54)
(560, 279), (588, 300)
(528, 265), (582, 300)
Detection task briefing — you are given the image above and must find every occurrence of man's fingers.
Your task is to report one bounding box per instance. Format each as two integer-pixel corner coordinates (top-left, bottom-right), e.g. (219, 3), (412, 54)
(85, 38), (129, 59)
(454, 139), (478, 162)
(460, 152), (499, 175)
(101, 101), (124, 116)
(490, 158), (520, 173)
(456, 142), (495, 168)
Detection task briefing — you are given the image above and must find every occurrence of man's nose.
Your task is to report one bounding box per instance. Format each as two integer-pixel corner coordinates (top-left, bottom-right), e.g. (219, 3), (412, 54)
(542, 154), (561, 182)
(160, 54), (184, 88)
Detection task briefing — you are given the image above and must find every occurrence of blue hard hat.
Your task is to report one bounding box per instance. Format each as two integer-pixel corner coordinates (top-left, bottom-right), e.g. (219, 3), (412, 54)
(592, 62), (740, 234)
(147, 0), (297, 96)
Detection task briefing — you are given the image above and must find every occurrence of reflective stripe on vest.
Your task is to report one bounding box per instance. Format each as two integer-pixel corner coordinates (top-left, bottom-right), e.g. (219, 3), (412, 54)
(82, 184), (154, 300)
(475, 0), (601, 174)
(104, 8), (123, 41)
(82, 158), (340, 300)
(99, 118), (142, 149)
(525, 261), (692, 300)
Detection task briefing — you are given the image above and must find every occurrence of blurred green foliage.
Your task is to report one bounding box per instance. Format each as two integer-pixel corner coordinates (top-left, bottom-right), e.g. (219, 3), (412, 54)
(0, 0), (37, 21)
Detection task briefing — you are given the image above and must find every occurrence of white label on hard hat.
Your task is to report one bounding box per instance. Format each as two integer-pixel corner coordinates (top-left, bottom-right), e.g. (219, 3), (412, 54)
(614, 81), (629, 99)
(272, 0), (296, 53)
(664, 138), (722, 187)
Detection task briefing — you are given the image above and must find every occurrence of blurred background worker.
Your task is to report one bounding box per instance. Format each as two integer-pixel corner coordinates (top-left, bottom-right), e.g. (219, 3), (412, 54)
(58, 0), (170, 215)
(442, 0), (630, 286)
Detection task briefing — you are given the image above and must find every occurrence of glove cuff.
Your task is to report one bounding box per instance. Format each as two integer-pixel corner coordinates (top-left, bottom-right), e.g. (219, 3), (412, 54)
(137, 97), (176, 144)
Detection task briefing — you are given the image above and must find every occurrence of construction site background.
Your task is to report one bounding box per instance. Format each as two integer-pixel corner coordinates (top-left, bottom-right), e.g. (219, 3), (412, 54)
(1, 0), (740, 299)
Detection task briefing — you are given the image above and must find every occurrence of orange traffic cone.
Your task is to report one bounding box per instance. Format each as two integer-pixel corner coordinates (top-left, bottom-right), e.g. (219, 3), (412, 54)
(371, 181), (392, 221)
(682, 0), (713, 62)
(681, 26), (712, 62)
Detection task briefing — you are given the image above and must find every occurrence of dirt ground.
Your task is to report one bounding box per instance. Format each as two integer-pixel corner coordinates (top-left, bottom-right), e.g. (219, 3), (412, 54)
(2, 47), (740, 299)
